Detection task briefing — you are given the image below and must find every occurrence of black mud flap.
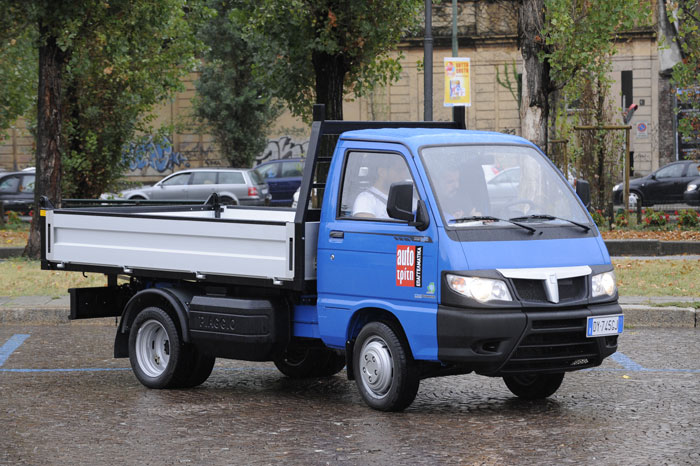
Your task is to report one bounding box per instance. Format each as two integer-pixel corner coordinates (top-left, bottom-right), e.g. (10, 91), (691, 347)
(69, 286), (133, 320)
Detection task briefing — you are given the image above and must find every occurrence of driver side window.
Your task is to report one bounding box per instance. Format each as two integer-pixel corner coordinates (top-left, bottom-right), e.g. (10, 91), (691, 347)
(656, 164), (685, 179)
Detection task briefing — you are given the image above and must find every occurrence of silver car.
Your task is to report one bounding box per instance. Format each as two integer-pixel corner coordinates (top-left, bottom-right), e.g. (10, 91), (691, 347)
(120, 168), (271, 206)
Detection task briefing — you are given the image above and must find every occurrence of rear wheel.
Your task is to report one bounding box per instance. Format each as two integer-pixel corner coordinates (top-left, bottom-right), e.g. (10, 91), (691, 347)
(503, 373), (565, 400)
(219, 196), (237, 206)
(353, 321), (419, 412)
(129, 307), (186, 389)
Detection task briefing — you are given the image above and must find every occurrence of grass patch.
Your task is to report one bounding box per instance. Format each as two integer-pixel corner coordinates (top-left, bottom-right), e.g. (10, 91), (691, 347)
(0, 257), (105, 297)
(0, 223), (29, 247)
(613, 258), (700, 297)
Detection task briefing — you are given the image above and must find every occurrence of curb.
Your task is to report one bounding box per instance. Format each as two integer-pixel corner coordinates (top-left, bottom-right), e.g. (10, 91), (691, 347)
(1, 304), (697, 328)
(0, 247), (24, 259)
(604, 240), (700, 256)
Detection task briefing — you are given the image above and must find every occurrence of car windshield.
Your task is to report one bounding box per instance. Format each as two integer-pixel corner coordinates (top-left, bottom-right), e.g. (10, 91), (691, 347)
(249, 169), (264, 185)
(421, 144), (590, 227)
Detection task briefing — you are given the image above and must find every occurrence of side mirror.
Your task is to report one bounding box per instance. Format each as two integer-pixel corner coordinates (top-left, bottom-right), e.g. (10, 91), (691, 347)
(387, 182), (414, 221)
(650, 173), (656, 180)
(387, 182), (430, 231)
(575, 179), (591, 208)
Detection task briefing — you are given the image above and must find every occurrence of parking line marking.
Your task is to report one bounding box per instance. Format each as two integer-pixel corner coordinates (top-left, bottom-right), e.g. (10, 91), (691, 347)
(0, 334), (30, 367)
(611, 352), (646, 371)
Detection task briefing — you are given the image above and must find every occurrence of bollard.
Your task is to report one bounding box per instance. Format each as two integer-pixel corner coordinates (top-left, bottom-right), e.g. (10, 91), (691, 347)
(636, 200), (642, 224)
(0, 200), (4, 227)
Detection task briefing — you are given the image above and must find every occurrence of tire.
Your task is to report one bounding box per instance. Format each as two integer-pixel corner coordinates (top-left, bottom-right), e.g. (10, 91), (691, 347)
(128, 306), (187, 389)
(178, 346), (216, 388)
(274, 345), (343, 378)
(219, 196), (237, 206)
(353, 321), (419, 412)
(503, 373), (565, 400)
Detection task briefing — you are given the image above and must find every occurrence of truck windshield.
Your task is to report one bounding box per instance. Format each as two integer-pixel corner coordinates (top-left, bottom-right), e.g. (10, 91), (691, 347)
(421, 144), (590, 227)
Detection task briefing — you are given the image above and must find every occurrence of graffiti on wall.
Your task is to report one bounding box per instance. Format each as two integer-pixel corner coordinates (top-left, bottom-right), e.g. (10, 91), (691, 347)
(257, 136), (309, 164)
(124, 136), (190, 173)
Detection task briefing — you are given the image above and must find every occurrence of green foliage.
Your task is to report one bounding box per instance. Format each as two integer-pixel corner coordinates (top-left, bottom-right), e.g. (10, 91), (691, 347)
(614, 210), (629, 228)
(677, 209), (700, 228)
(666, 0), (700, 143)
(590, 209), (607, 228)
(60, 0), (210, 198)
(244, 0), (423, 120)
(194, 0), (280, 168)
(542, 0), (647, 210)
(542, 0), (650, 89)
(642, 208), (670, 227)
(495, 60), (521, 112)
(0, 28), (37, 134)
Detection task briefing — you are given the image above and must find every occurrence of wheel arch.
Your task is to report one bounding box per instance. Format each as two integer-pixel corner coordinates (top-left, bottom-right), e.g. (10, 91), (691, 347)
(343, 307), (415, 380)
(217, 191), (239, 204)
(114, 287), (193, 358)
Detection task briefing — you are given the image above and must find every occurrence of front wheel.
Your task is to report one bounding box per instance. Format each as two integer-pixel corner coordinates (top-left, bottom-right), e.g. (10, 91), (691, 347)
(353, 322), (419, 412)
(503, 373), (565, 400)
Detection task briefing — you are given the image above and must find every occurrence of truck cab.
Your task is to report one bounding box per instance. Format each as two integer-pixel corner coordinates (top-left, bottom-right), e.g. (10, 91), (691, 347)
(310, 128), (620, 410)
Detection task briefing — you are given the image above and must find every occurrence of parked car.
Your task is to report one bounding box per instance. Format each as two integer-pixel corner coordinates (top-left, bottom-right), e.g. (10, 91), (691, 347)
(255, 158), (305, 206)
(613, 160), (700, 207)
(0, 169), (35, 214)
(684, 177), (700, 206)
(119, 168), (271, 206)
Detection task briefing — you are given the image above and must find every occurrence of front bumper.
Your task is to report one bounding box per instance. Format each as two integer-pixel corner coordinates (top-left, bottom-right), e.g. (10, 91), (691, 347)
(683, 190), (700, 206)
(437, 302), (621, 376)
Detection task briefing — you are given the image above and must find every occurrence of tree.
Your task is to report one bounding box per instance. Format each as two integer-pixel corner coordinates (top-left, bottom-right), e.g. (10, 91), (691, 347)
(194, 0), (280, 168)
(663, 0), (699, 149)
(4, 0), (208, 258)
(518, 0), (647, 150)
(0, 24), (37, 136)
(247, 0), (423, 121)
(61, 0), (208, 199)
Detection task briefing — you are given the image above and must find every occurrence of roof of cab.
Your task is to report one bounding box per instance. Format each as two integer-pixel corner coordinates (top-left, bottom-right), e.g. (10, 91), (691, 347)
(339, 128), (536, 153)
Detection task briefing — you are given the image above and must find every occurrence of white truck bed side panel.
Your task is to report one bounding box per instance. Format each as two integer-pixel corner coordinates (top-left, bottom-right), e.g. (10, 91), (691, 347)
(46, 211), (295, 280)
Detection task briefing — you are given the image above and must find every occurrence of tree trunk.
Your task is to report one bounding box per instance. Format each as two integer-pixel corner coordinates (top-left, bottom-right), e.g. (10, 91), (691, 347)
(24, 29), (65, 258)
(312, 51), (347, 121)
(518, 0), (549, 151)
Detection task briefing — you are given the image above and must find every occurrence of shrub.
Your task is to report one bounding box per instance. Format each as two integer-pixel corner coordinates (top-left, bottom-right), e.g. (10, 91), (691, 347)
(614, 210), (629, 228)
(677, 209), (700, 229)
(590, 209), (607, 228)
(642, 208), (669, 227)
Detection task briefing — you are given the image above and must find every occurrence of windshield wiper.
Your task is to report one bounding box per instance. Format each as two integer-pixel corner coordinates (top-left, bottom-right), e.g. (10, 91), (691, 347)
(450, 215), (536, 234)
(509, 214), (591, 232)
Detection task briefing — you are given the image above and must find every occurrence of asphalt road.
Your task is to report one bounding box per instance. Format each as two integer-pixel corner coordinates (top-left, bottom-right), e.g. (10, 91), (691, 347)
(1, 323), (698, 465)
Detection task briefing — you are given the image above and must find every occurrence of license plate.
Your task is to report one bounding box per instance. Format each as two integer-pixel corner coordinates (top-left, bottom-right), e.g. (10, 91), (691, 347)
(586, 315), (624, 338)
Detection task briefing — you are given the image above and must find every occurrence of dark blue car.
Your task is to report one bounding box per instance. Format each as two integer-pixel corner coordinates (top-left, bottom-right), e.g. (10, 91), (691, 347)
(255, 158), (305, 206)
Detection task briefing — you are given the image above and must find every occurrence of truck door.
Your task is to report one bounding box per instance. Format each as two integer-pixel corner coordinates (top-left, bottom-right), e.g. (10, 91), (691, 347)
(317, 146), (440, 360)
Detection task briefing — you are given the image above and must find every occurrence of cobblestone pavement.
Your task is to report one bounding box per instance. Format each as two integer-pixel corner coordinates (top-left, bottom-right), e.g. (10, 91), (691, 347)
(1, 323), (698, 465)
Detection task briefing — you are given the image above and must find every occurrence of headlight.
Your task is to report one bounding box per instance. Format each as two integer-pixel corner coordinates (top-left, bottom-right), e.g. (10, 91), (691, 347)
(446, 275), (512, 302)
(613, 183), (621, 191)
(687, 183), (697, 192)
(592, 271), (617, 298)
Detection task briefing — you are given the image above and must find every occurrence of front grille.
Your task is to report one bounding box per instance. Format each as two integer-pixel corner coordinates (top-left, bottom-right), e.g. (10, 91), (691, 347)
(500, 317), (600, 373)
(512, 276), (587, 304)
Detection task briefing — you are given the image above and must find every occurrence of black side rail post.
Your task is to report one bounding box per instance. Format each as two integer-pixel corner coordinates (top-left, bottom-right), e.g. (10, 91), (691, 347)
(291, 104), (466, 291)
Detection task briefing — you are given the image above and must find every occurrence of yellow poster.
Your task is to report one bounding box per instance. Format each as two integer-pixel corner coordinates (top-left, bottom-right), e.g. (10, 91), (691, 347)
(444, 57), (471, 107)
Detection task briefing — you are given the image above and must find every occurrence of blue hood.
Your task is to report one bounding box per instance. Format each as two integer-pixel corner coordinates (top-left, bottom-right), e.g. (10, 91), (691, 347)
(450, 236), (609, 271)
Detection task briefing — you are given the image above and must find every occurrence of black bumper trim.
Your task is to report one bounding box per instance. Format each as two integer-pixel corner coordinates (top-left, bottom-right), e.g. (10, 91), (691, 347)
(437, 302), (621, 376)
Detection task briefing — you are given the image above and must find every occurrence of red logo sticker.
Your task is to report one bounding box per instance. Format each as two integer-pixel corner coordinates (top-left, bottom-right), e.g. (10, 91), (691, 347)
(396, 245), (422, 287)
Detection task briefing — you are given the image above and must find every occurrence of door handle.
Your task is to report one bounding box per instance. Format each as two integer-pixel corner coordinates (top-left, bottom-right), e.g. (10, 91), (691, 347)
(330, 230), (344, 239)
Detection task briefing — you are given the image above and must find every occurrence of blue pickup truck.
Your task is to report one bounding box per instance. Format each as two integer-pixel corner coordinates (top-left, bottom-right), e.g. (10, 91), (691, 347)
(41, 106), (622, 411)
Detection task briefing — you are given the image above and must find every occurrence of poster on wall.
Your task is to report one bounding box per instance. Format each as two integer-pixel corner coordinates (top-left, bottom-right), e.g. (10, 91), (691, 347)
(444, 57), (471, 107)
